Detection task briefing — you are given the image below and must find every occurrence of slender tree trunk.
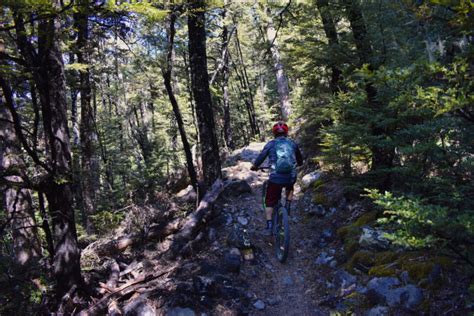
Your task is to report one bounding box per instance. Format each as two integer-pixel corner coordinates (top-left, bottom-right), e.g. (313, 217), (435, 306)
(342, 0), (394, 189)
(187, 0), (222, 191)
(75, 0), (97, 233)
(265, 9), (291, 121)
(163, 12), (199, 193)
(220, 9), (235, 150)
(234, 28), (259, 136)
(0, 87), (41, 266)
(316, 0), (344, 93)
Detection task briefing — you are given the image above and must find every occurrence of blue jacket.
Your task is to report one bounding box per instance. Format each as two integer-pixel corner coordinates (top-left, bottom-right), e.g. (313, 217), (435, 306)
(253, 136), (303, 184)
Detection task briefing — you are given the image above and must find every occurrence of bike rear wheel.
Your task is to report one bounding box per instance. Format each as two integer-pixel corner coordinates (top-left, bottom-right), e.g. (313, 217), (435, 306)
(273, 205), (290, 263)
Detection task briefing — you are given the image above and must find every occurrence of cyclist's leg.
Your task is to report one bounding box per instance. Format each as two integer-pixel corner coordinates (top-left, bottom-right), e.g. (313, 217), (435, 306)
(284, 183), (295, 214)
(265, 182), (283, 232)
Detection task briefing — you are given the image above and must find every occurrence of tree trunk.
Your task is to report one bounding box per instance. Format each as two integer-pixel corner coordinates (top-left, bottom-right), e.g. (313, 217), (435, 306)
(0, 87), (41, 266)
(187, 0), (222, 191)
(36, 12), (83, 297)
(75, 0), (97, 233)
(163, 12), (199, 193)
(220, 9), (235, 150)
(234, 27), (259, 136)
(265, 9), (291, 121)
(316, 0), (343, 93)
(342, 0), (394, 189)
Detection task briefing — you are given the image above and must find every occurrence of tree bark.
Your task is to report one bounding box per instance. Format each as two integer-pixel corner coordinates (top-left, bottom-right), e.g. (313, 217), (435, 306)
(12, 7), (83, 297)
(265, 8), (291, 121)
(163, 11), (199, 193)
(220, 8), (235, 150)
(316, 0), (344, 93)
(234, 27), (259, 136)
(75, 0), (97, 233)
(187, 0), (222, 191)
(0, 85), (41, 266)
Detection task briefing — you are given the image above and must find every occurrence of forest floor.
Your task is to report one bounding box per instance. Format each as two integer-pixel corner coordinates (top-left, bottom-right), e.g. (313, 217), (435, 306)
(80, 142), (467, 315)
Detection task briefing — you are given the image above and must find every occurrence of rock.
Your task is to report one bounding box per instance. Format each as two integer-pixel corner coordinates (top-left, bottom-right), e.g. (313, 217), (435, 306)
(333, 270), (357, 290)
(226, 228), (246, 248)
(175, 185), (197, 203)
(223, 180), (252, 197)
(393, 285), (423, 310)
(167, 307), (196, 316)
(193, 275), (217, 295)
(242, 248), (255, 261)
(253, 300), (265, 310)
(366, 277), (423, 310)
(208, 228), (217, 242)
(315, 252), (334, 265)
(223, 248), (241, 273)
(301, 171), (322, 190)
(237, 216), (249, 226)
(308, 204), (326, 217)
(267, 296), (282, 306)
(321, 228), (333, 240)
(359, 227), (390, 250)
(224, 214), (233, 226)
(365, 306), (390, 316)
(282, 275), (294, 286)
(400, 271), (410, 284)
(124, 298), (156, 316)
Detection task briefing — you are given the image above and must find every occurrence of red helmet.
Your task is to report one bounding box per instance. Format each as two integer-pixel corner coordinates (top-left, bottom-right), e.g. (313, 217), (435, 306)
(272, 121), (289, 136)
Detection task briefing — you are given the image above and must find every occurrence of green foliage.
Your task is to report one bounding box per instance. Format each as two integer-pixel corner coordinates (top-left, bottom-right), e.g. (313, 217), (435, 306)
(366, 189), (474, 263)
(90, 211), (125, 235)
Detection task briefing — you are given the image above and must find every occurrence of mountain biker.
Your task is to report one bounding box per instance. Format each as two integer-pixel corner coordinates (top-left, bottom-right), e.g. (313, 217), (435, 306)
(250, 122), (303, 236)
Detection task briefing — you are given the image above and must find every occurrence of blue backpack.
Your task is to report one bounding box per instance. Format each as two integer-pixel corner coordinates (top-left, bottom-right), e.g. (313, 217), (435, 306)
(274, 138), (296, 174)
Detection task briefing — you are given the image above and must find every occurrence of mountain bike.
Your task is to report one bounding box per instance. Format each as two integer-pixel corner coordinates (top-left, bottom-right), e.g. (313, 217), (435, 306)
(260, 167), (290, 263)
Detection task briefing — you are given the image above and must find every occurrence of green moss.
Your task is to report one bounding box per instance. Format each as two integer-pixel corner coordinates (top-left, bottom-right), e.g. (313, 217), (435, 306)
(433, 256), (454, 268)
(346, 250), (376, 273)
(374, 251), (399, 265)
(312, 192), (328, 205)
(399, 261), (434, 282)
(368, 264), (398, 277)
(337, 224), (360, 239)
(344, 239), (360, 256)
(312, 178), (324, 191)
(354, 211), (379, 227)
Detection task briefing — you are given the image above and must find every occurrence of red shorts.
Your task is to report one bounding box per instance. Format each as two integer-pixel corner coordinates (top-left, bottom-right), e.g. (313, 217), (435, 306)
(265, 181), (294, 207)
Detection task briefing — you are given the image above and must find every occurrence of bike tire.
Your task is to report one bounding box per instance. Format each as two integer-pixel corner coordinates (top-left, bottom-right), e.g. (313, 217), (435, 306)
(274, 205), (290, 263)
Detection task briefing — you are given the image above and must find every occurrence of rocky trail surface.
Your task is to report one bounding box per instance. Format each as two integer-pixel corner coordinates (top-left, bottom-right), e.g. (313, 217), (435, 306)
(80, 142), (442, 315)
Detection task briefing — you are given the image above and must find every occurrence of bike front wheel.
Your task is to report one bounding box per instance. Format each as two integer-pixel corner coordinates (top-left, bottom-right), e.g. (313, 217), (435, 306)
(273, 205), (290, 263)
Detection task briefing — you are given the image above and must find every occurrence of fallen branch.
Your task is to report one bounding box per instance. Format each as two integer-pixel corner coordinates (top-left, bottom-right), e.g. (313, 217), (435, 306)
(164, 179), (225, 259)
(78, 266), (176, 316)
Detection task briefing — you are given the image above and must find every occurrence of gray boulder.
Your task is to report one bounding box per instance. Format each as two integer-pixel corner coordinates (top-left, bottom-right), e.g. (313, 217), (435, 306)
(223, 180), (252, 197)
(359, 227), (390, 250)
(333, 270), (357, 290)
(175, 185), (197, 203)
(315, 251), (334, 265)
(366, 277), (423, 310)
(365, 306), (390, 316)
(301, 171), (322, 190)
(223, 248), (241, 273)
(253, 300), (266, 310)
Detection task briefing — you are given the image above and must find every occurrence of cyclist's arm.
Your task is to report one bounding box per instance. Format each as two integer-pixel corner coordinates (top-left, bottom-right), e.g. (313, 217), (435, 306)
(253, 142), (272, 168)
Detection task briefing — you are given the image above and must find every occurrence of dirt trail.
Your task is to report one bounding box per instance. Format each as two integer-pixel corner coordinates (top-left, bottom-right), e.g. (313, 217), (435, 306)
(224, 142), (328, 315)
